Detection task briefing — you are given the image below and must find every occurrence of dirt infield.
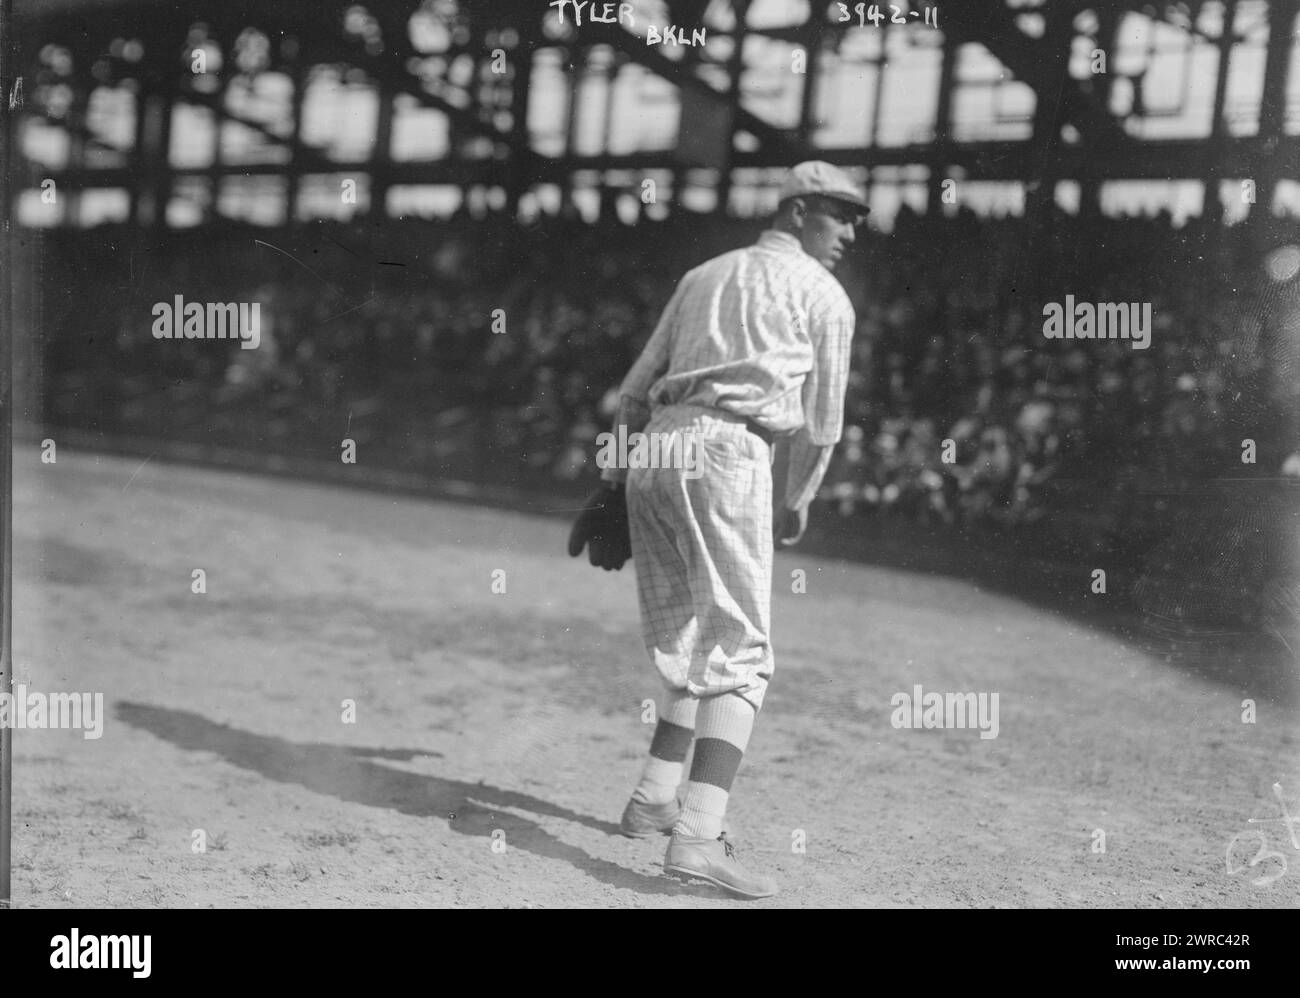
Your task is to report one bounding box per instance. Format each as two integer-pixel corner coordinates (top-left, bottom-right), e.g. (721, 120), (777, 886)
(9, 446), (1299, 907)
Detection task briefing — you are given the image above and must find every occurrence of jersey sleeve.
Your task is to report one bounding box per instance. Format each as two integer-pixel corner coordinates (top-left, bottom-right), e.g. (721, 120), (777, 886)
(782, 293), (855, 509)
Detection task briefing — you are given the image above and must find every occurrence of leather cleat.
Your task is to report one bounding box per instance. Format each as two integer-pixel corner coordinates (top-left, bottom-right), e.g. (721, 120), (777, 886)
(663, 832), (777, 899)
(619, 797), (681, 838)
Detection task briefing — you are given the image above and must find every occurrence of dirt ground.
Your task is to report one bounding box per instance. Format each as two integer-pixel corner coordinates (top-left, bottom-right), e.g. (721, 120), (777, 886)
(8, 446), (1299, 908)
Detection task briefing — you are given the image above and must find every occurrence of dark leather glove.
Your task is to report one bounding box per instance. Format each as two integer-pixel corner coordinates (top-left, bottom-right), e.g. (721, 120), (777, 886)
(567, 484), (632, 571)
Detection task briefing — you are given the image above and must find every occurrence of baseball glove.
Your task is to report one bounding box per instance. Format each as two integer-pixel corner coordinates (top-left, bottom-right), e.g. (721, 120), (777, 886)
(567, 484), (632, 571)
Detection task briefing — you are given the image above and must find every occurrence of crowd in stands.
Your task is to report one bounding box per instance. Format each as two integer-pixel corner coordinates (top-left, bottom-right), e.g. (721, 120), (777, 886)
(38, 205), (1300, 543)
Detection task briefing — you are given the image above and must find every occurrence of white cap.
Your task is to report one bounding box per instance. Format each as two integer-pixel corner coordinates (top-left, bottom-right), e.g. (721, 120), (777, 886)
(778, 160), (869, 212)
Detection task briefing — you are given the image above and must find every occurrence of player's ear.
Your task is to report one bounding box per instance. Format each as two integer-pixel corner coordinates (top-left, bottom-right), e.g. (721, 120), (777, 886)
(788, 197), (808, 229)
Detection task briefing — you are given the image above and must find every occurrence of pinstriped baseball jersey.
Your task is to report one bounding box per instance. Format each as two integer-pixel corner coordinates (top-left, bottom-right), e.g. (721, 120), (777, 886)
(599, 229), (856, 511)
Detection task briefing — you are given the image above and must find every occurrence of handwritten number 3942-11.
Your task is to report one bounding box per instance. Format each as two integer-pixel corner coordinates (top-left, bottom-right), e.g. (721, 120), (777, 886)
(836, 4), (938, 28)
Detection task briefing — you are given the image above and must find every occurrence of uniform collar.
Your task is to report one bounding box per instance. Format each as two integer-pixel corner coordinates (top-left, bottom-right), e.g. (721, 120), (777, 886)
(757, 229), (807, 256)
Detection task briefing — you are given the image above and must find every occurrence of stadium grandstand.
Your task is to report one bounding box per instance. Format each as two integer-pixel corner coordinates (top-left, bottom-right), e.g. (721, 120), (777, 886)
(7, 0), (1300, 633)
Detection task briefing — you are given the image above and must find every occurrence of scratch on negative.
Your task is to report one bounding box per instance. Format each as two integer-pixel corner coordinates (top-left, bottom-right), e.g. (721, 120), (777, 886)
(253, 238), (340, 296)
(123, 453), (156, 493)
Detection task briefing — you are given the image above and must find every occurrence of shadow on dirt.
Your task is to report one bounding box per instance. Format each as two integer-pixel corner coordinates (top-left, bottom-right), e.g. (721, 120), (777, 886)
(116, 701), (722, 900)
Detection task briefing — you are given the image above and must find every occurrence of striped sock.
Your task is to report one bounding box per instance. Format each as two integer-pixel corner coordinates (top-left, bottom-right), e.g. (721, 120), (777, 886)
(676, 693), (756, 839)
(631, 690), (698, 805)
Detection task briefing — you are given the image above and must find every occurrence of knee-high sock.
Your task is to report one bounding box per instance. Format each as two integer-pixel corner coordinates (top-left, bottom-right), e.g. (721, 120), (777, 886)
(631, 690), (698, 805)
(675, 693), (755, 839)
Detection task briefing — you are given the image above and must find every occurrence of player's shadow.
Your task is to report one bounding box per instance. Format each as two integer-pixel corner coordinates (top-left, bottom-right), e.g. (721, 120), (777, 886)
(116, 701), (719, 900)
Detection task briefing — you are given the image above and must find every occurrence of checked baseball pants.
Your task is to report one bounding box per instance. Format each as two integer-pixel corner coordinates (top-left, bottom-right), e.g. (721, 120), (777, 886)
(626, 404), (775, 711)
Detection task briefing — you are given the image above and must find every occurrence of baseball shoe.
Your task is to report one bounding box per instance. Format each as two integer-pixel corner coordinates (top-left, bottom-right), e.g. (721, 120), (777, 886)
(663, 832), (777, 900)
(619, 797), (681, 838)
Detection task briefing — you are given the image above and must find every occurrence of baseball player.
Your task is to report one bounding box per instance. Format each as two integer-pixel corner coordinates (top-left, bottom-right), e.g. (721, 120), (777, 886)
(569, 161), (865, 899)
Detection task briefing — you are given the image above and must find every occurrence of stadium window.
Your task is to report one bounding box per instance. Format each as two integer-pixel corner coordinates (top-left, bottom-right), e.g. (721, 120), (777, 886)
(16, 188), (61, 228)
(84, 86), (134, 166)
(1015, 11), (1045, 38)
(875, 30), (941, 146)
(166, 177), (210, 228)
(387, 184), (462, 220)
(169, 104), (218, 169)
(644, 196), (670, 222)
(679, 183), (718, 215)
(727, 181), (758, 218)
(527, 49), (569, 157)
(1099, 180), (1205, 226)
(739, 37), (802, 132)
(609, 64), (676, 155)
(1218, 180), (1252, 225)
(294, 174), (369, 222)
(1055, 181), (1081, 216)
(866, 168), (928, 232)
(1107, 7), (1234, 140)
(1285, 16), (1300, 134)
(952, 43), (1033, 143)
(391, 98), (451, 161)
(217, 175), (288, 226)
(616, 194), (640, 225)
(533, 183), (563, 216)
(74, 189), (131, 228)
(20, 118), (70, 170)
(517, 191), (543, 225)
(961, 182), (1027, 218)
(408, 7), (453, 52)
(1222, 0), (1269, 137)
(1273, 180), (1300, 219)
(570, 186), (601, 223)
(299, 69), (377, 162)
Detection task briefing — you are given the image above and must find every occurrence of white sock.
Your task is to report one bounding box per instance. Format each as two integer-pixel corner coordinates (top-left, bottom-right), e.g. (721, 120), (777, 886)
(675, 693), (755, 839)
(632, 756), (681, 805)
(677, 783), (729, 839)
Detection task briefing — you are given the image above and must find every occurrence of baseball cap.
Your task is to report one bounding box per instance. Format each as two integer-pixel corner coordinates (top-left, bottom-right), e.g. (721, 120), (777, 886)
(778, 160), (869, 213)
